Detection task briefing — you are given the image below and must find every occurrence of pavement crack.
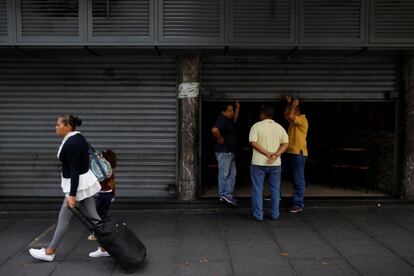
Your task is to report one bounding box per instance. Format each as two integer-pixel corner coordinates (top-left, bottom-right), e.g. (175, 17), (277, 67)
(266, 220), (299, 276)
(28, 222), (57, 248)
(216, 210), (237, 276)
(0, 221), (56, 268)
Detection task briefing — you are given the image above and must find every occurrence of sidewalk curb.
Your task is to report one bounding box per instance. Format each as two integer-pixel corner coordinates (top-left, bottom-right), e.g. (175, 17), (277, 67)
(1, 196), (413, 212)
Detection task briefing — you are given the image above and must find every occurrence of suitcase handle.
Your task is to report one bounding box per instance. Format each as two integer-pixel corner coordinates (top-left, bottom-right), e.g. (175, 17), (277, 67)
(67, 206), (100, 232)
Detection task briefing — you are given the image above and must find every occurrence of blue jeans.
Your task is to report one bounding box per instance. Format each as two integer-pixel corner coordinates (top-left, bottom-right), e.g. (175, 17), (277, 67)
(215, 152), (236, 197)
(250, 165), (282, 220)
(284, 153), (307, 209)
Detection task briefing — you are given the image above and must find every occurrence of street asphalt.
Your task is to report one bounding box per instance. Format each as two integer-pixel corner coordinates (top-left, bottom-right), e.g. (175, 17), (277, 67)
(0, 202), (414, 276)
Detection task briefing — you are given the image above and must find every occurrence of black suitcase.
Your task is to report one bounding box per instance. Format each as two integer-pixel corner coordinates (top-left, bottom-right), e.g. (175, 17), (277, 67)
(69, 206), (147, 272)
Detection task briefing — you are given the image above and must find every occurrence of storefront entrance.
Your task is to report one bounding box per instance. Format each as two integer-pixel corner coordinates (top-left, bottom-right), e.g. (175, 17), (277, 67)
(201, 100), (396, 199)
(200, 51), (400, 199)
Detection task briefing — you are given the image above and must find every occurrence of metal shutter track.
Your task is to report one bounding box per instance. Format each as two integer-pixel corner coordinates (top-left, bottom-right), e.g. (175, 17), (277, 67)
(201, 54), (396, 101)
(0, 56), (177, 198)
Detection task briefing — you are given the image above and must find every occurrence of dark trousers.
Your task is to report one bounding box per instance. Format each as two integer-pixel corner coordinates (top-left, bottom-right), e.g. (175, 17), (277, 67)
(96, 192), (113, 218)
(283, 153), (307, 209)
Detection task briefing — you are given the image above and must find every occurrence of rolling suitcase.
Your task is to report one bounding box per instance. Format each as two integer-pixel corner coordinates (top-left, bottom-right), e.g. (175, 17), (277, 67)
(69, 206), (147, 272)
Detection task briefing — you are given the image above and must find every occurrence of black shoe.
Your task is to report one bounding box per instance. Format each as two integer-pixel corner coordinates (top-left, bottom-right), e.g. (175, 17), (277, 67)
(220, 195), (238, 207)
(289, 206), (303, 213)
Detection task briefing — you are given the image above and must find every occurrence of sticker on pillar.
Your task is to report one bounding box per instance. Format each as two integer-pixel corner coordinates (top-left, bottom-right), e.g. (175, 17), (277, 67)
(178, 82), (199, 99)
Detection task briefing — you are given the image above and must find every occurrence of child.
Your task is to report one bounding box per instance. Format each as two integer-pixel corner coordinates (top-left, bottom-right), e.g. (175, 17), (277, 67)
(88, 149), (117, 258)
(96, 149), (117, 218)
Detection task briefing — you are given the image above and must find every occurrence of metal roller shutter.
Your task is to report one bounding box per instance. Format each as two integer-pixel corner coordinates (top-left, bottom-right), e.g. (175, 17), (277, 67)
(201, 53), (397, 101)
(18, 0), (81, 41)
(300, 0), (365, 43)
(0, 0), (7, 39)
(230, 0), (295, 43)
(0, 55), (177, 198)
(160, 0), (224, 43)
(370, 0), (414, 43)
(90, 0), (154, 42)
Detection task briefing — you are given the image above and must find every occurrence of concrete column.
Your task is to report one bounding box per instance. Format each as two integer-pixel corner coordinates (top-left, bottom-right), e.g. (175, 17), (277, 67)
(404, 57), (414, 199)
(177, 56), (200, 200)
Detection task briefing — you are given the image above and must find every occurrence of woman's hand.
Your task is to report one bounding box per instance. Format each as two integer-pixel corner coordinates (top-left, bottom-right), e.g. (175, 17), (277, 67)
(67, 196), (76, 208)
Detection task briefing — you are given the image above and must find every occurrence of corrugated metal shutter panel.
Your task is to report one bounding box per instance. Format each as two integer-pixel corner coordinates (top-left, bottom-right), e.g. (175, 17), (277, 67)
(370, 0), (414, 43)
(160, 0), (223, 42)
(20, 0), (79, 37)
(91, 0), (152, 39)
(301, 0), (365, 43)
(0, 0), (7, 37)
(230, 0), (294, 43)
(0, 56), (177, 198)
(202, 54), (396, 101)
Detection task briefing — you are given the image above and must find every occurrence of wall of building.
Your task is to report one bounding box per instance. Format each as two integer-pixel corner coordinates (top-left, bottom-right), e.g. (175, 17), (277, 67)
(1, 0), (414, 47)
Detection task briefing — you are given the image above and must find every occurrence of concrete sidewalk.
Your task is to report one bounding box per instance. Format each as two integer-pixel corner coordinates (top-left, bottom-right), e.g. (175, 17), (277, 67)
(0, 204), (414, 276)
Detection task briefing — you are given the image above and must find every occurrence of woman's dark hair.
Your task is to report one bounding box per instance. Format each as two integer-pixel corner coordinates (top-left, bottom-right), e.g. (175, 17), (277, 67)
(260, 105), (274, 118)
(59, 114), (82, 131)
(101, 149), (117, 169)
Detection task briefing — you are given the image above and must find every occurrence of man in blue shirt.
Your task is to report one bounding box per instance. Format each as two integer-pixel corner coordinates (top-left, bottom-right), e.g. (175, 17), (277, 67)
(211, 101), (240, 206)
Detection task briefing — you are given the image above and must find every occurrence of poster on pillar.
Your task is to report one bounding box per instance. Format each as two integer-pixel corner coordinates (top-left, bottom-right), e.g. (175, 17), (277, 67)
(178, 82), (199, 99)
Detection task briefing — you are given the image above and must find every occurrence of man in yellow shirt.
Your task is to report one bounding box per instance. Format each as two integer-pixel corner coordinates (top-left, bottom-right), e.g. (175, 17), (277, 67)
(284, 96), (308, 213)
(249, 105), (289, 221)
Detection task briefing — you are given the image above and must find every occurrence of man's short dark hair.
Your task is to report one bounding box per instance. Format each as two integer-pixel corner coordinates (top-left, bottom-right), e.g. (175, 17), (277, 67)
(220, 103), (233, 112)
(260, 105), (274, 118)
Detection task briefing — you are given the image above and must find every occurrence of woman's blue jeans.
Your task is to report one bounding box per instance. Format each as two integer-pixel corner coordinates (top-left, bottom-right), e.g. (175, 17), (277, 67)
(215, 152), (237, 197)
(250, 165), (282, 220)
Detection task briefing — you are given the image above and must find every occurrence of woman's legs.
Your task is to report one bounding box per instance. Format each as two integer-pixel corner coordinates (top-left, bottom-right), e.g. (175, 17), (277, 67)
(48, 196), (101, 254)
(47, 198), (73, 253)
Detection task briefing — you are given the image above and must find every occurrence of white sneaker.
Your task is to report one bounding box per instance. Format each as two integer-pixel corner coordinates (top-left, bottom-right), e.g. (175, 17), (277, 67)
(87, 233), (97, 241)
(29, 248), (55, 262)
(89, 248), (110, 258)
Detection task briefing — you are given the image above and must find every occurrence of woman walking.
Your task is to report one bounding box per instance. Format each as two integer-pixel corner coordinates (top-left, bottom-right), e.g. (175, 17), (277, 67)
(29, 114), (102, 261)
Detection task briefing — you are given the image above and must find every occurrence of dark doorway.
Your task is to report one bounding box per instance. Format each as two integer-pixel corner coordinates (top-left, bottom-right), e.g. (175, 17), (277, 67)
(201, 101), (396, 199)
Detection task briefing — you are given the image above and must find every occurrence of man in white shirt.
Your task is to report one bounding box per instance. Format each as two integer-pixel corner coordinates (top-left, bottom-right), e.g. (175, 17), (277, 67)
(249, 105), (289, 221)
